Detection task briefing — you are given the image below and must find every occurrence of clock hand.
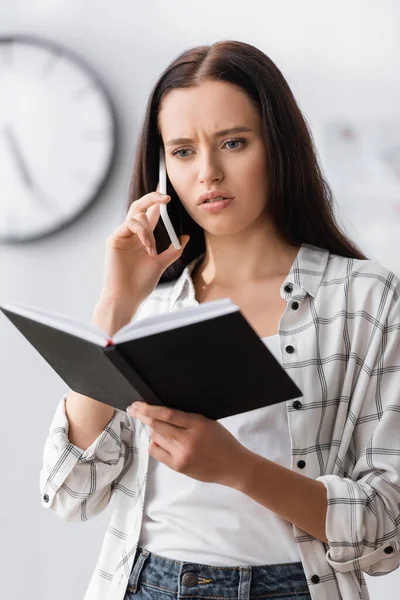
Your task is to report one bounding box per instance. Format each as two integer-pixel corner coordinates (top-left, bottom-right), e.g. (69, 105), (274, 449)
(31, 183), (61, 214)
(3, 125), (35, 189)
(3, 125), (60, 214)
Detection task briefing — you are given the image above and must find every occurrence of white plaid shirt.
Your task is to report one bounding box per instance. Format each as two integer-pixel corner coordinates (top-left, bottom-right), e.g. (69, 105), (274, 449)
(40, 243), (400, 600)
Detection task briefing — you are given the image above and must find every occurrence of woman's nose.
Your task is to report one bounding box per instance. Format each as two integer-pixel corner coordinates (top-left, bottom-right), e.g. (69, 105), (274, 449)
(198, 160), (223, 185)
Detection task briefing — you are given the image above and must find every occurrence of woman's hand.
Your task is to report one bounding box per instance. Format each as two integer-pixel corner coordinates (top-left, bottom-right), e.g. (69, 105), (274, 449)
(94, 189), (189, 335)
(101, 190), (189, 305)
(127, 401), (252, 488)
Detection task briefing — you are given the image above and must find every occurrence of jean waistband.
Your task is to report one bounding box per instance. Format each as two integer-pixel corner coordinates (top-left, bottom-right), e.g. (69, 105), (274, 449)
(127, 547), (311, 599)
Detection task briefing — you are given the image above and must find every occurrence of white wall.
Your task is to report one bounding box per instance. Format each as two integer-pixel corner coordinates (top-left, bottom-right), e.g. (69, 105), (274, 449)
(0, 1), (399, 598)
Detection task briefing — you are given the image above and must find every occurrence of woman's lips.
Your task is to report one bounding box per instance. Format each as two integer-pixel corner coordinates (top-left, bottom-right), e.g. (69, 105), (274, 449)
(199, 198), (234, 212)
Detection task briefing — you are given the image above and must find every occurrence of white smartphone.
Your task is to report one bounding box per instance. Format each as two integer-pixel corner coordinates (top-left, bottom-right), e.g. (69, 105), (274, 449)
(159, 146), (181, 249)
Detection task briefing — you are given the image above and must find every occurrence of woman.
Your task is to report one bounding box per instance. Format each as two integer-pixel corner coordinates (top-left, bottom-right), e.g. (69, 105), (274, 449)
(40, 40), (400, 600)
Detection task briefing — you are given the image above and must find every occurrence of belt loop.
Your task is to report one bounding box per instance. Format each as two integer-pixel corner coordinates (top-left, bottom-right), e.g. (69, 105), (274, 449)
(126, 547), (150, 594)
(238, 566), (251, 600)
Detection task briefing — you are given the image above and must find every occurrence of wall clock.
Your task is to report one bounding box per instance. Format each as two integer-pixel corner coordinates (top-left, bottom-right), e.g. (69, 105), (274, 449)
(0, 35), (117, 242)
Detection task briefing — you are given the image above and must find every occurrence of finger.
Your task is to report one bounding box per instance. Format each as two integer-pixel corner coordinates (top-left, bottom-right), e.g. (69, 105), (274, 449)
(148, 418), (181, 441)
(134, 203), (161, 236)
(146, 202), (161, 231)
(150, 428), (174, 455)
(133, 212), (157, 252)
(108, 220), (135, 240)
(158, 234), (190, 267)
(149, 437), (173, 465)
(134, 413), (182, 449)
(124, 214), (154, 253)
(129, 402), (192, 429)
(129, 192), (170, 218)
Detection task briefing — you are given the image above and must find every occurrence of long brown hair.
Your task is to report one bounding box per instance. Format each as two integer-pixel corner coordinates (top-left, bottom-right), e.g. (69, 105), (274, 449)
(129, 40), (368, 283)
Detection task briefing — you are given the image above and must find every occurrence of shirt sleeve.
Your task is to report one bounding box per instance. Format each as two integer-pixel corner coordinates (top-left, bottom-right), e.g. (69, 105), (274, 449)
(39, 394), (133, 522)
(38, 291), (167, 522)
(317, 274), (400, 576)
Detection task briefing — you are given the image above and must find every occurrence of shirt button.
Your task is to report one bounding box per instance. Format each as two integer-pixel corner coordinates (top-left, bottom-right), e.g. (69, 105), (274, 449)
(291, 301), (299, 310)
(297, 460), (306, 469)
(182, 572), (198, 587)
(285, 345), (295, 354)
(43, 494), (49, 503)
(384, 546), (394, 554)
(284, 284), (293, 294)
(311, 575), (320, 584)
(293, 400), (302, 410)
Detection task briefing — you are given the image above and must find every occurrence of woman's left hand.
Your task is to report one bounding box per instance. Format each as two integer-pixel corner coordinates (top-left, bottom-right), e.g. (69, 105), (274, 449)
(127, 401), (252, 488)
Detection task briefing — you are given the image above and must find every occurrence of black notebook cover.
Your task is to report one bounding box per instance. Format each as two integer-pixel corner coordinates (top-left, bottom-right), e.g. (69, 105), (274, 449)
(1, 306), (302, 420)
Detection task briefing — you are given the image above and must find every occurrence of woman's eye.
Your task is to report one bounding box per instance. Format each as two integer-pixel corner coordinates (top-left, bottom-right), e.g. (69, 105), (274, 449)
(173, 149), (192, 158)
(224, 140), (243, 150)
(172, 139), (245, 158)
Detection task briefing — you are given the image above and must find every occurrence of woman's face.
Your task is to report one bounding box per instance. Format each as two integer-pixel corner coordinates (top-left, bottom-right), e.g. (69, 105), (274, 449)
(158, 79), (270, 237)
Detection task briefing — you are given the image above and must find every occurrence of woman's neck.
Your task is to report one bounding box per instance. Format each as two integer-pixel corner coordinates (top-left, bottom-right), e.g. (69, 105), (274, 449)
(193, 234), (300, 290)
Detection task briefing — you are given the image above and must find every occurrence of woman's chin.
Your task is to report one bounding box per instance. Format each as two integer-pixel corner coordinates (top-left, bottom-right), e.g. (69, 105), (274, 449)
(201, 222), (253, 237)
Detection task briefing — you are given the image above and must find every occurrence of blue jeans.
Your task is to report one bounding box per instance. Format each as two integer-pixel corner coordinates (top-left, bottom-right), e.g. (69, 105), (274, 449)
(124, 547), (312, 600)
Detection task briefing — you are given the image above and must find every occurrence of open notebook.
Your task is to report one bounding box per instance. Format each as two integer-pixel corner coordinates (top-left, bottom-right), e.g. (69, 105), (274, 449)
(1, 298), (302, 420)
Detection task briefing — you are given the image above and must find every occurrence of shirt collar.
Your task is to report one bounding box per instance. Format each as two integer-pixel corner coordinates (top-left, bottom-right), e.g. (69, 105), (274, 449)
(169, 252), (205, 308)
(281, 242), (330, 300)
(169, 243), (329, 308)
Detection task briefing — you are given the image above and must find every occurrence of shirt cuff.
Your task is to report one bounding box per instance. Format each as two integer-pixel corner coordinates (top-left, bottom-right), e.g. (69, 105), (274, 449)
(317, 474), (399, 574)
(40, 394), (128, 507)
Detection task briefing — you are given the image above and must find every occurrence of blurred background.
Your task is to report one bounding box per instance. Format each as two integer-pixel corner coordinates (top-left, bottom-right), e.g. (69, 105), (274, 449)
(1, 1), (399, 598)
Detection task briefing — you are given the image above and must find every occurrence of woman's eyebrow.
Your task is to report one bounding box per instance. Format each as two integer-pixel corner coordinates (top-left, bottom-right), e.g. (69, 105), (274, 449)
(164, 126), (253, 147)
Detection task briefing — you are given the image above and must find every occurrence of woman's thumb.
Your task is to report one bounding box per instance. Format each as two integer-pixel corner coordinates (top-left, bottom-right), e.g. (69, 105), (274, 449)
(161, 234), (191, 267)
(179, 234), (190, 250)
(171, 234), (190, 254)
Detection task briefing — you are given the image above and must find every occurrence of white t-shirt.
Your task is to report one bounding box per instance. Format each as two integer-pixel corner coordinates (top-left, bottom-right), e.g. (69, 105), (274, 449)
(138, 333), (301, 565)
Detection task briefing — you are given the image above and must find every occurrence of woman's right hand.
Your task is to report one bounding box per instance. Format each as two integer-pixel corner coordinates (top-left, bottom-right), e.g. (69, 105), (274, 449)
(95, 190), (190, 329)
